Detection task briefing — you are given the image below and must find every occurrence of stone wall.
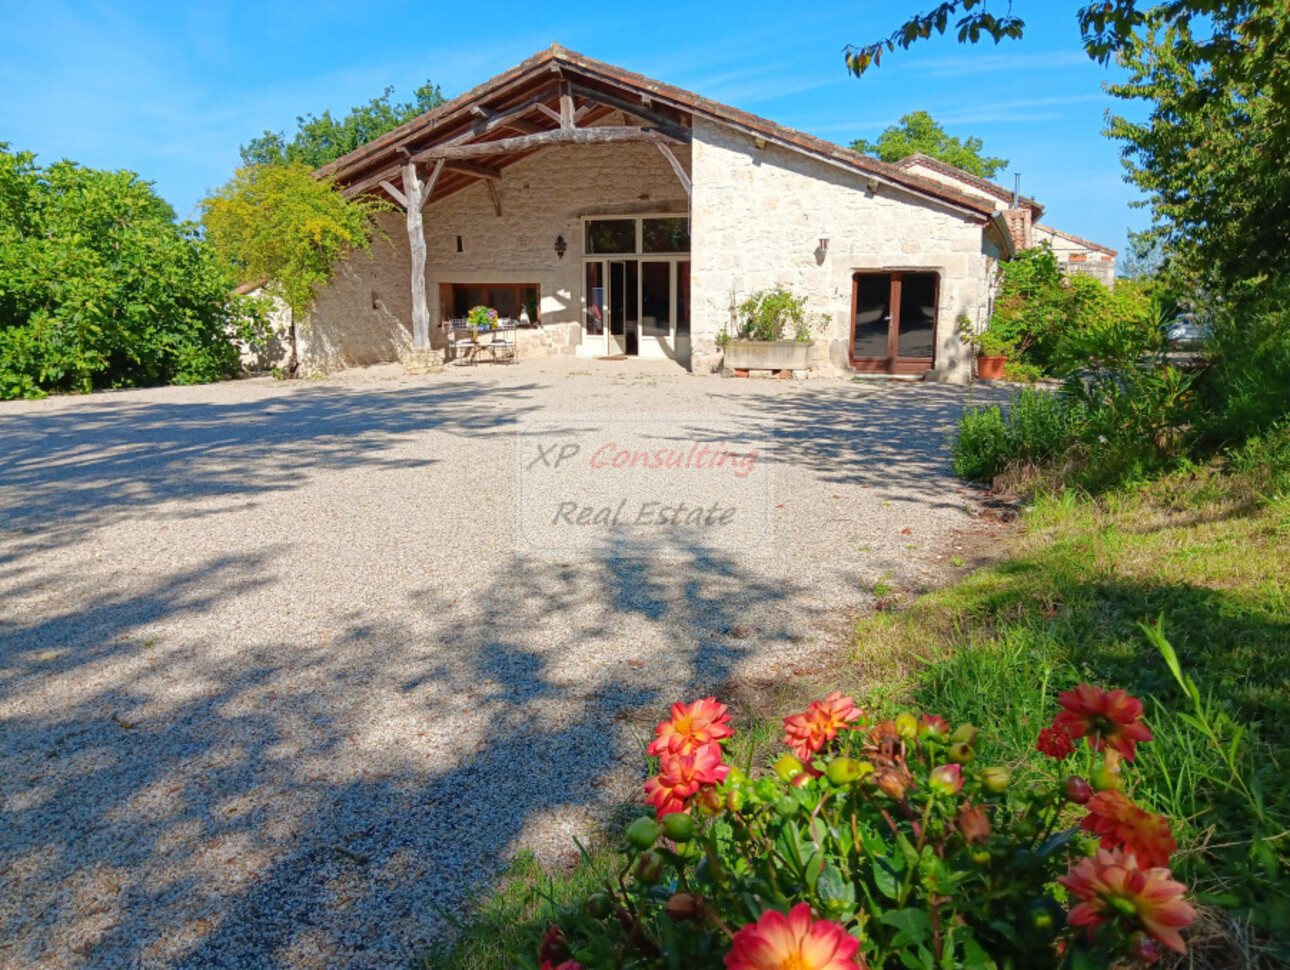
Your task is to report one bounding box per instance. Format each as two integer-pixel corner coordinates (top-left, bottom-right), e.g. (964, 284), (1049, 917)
(689, 118), (993, 382)
(304, 125), (691, 371)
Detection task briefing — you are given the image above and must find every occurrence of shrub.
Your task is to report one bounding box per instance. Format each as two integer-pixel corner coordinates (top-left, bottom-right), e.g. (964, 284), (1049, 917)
(520, 689), (1197, 968)
(0, 145), (253, 399)
(735, 288), (823, 342)
(952, 388), (1080, 482)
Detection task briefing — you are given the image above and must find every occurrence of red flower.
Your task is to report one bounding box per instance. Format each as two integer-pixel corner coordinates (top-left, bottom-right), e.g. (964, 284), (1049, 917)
(1081, 790), (1177, 868)
(725, 902), (864, 970)
(1036, 724), (1076, 761)
(647, 697), (734, 757)
(1058, 848), (1196, 954)
(918, 715), (950, 740)
(643, 743), (728, 818)
(782, 692), (864, 761)
(1054, 684), (1153, 761)
(540, 962), (583, 970)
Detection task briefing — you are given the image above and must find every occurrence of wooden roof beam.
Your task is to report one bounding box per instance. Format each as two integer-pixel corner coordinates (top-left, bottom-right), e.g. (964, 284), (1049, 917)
(411, 125), (689, 162)
(568, 83), (686, 130)
(445, 160), (504, 181)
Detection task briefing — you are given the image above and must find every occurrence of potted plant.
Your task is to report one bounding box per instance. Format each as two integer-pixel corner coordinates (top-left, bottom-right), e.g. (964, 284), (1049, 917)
(723, 287), (827, 374)
(960, 315), (1012, 380)
(466, 304), (498, 335)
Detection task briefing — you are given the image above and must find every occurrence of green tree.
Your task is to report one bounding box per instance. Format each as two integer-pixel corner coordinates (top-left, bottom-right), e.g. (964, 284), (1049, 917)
(0, 144), (249, 399)
(850, 110), (1008, 178)
(201, 162), (387, 372)
(241, 81), (446, 169)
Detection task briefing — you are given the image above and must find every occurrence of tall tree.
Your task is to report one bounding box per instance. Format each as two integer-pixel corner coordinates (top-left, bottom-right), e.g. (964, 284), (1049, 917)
(241, 81), (447, 170)
(850, 111), (1008, 178)
(201, 163), (388, 372)
(0, 145), (249, 399)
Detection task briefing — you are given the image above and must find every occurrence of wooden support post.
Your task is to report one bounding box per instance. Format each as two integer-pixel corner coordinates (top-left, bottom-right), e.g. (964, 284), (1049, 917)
(485, 180), (502, 217)
(559, 81), (575, 130)
(657, 143), (691, 197)
(401, 158), (445, 349)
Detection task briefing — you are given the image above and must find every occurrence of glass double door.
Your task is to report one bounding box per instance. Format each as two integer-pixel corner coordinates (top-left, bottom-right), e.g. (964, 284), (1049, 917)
(585, 259), (690, 359)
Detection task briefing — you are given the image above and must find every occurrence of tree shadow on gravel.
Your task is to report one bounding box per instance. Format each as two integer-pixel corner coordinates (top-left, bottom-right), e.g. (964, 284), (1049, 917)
(0, 378), (546, 568)
(0, 528), (806, 968)
(700, 381), (1012, 508)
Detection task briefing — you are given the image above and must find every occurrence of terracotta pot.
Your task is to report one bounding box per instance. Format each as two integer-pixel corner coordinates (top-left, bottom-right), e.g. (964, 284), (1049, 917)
(976, 355), (1008, 380)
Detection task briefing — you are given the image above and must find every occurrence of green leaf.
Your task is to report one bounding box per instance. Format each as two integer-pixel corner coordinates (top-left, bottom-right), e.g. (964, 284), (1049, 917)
(879, 907), (933, 948)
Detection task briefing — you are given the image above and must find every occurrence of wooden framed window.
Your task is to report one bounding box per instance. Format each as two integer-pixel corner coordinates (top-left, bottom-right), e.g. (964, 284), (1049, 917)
(849, 271), (939, 375)
(442, 283), (539, 322)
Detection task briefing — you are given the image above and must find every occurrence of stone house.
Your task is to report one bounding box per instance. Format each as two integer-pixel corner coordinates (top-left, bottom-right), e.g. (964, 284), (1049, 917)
(283, 45), (1112, 380)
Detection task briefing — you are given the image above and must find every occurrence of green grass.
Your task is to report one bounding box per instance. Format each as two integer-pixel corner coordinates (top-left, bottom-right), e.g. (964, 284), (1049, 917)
(426, 477), (1290, 968)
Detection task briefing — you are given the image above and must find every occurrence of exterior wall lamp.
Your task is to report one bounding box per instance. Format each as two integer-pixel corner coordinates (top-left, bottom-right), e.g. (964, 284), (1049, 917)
(554, 235), (568, 259)
(818, 230), (830, 254)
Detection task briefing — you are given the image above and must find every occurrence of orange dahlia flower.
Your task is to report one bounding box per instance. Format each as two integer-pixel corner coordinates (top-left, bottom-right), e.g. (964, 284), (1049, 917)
(1053, 684), (1153, 761)
(725, 903), (864, 970)
(782, 692), (865, 762)
(647, 697), (735, 757)
(643, 742), (729, 818)
(1081, 790), (1177, 868)
(1058, 848), (1196, 954)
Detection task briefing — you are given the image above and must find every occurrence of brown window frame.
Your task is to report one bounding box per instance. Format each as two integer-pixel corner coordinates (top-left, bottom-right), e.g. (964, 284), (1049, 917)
(441, 282), (540, 323)
(849, 271), (939, 376)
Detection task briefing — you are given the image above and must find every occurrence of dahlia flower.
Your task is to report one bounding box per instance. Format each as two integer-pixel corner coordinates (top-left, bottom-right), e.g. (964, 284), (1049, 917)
(643, 742), (728, 818)
(1058, 848), (1195, 954)
(1081, 790), (1177, 868)
(1036, 724), (1076, 761)
(725, 903), (864, 970)
(1054, 684), (1153, 761)
(782, 692), (864, 761)
(647, 697), (734, 757)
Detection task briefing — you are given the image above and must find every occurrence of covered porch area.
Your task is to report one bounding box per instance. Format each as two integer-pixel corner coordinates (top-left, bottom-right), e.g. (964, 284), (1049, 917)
(315, 45), (696, 369)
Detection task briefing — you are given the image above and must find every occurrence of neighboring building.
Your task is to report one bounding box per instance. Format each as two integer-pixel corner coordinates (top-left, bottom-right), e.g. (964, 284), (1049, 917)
(272, 45), (1111, 380)
(1032, 224), (1118, 288)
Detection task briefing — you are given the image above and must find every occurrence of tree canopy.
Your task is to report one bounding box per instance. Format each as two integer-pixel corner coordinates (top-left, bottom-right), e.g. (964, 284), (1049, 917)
(241, 81), (447, 170)
(850, 111), (1008, 178)
(202, 162), (387, 319)
(0, 144), (249, 399)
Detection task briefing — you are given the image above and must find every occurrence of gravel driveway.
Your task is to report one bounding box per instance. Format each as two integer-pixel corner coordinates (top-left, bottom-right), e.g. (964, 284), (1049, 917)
(0, 360), (1008, 969)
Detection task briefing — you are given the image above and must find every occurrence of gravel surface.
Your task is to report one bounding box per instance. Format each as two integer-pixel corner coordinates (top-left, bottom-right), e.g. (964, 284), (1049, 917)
(0, 360), (1010, 969)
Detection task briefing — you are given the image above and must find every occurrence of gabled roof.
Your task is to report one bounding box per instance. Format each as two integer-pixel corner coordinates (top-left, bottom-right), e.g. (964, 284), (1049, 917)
(1034, 223), (1118, 257)
(893, 153), (1044, 218)
(318, 45), (1001, 221)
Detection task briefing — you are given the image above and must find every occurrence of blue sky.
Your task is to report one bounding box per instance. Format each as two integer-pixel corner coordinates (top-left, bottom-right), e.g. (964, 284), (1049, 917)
(1, 1), (1146, 251)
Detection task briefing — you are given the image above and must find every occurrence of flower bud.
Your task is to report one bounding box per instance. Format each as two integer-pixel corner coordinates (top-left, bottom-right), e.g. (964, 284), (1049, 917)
(947, 741), (974, 764)
(1063, 775), (1093, 804)
(981, 766), (1011, 793)
(662, 812), (695, 843)
(724, 766), (748, 788)
(895, 712), (919, 739)
(950, 723), (979, 746)
(773, 753), (804, 783)
(695, 787), (723, 815)
(825, 757), (874, 785)
(774, 795), (798, 818)
(1091, 761), (1124, 792)
(625, 817), (661, 850)
(971, 848), (992, 866)
(664, 892), (700, 921)
(584, 892), (612, 919)
(918, 715), (950, 740)
(957, 803), (991, 845)
(929, 763), (964, 796)
(634, 850), (665, 885)
(875, 769), (910, 800)
(725, 788), (745, 812)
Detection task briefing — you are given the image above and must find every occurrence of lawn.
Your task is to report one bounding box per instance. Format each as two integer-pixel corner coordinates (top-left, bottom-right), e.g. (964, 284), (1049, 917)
(428, 475), (1290, 968)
